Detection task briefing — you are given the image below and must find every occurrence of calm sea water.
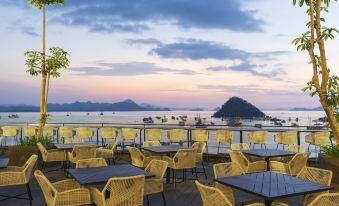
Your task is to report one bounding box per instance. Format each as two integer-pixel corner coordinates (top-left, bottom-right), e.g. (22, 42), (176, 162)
(0, 111), (327, 155)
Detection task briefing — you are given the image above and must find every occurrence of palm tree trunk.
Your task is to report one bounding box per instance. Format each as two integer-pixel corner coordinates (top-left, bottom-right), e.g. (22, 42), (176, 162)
(38, 6), (47, 138)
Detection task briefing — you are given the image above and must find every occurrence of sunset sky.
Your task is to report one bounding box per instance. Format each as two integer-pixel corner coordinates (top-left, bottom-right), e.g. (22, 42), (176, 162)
(0, 0), (338, 109)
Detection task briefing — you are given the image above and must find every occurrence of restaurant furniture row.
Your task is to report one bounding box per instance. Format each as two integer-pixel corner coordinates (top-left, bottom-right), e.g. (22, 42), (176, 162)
(0, 126), (332, 153)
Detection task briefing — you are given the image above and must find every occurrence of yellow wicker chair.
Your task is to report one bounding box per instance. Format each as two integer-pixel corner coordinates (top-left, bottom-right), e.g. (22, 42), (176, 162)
(308, 192), (339, 206)
(213, 162), (244, 206)
(274, 131), (297, 150)
(127, 146), (161, 168)
(121, 128), (138, 149)
(101, 127), (118, 144)
(37, 142), (66, 171)
(228, 150), (267, 173)
(143, 140), (161, 147)
(67, 144), (96, 167)
(287, 145), (305, 153)
(146, 128), (163, 142)
(43, 126), (55, 138)
(77, 127), (94, 143)
(22, 126), (37, 138)
(216, 130), (234, 153)
(231, 143), (250, 151)
(59, 127), (75, 144)
(1, 126), (19, 145)
(90, 175), (145, 206)
(269, 152), (311, 176)
(297, 167), (333, 206)
(305, 131), (331, 152)
(96, 141), (118, 165)
(247, 131), (268, 149)
(191, 129), (209, 154)
(163, 148), (196, 188)
(144, 160), (169, 206)
(167, 129), (185, 144)
(192, 142), (207, 179)
(76, 157), (108, 168)
(196, 180), (287, 206)
(0, 155), (38, 205)
(34, 170), (91, 206)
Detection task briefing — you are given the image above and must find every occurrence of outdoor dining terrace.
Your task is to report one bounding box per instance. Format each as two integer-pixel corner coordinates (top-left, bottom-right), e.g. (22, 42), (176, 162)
(0, 124), (338, 206)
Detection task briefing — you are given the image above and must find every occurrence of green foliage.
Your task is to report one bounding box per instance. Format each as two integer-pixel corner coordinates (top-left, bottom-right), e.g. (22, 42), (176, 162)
(28, 0), (65, 9)
(24, 47), (70, 77)
(18, 135), (54, 147)
(293, 0), (336, 7)
(323, 144), (339, 158)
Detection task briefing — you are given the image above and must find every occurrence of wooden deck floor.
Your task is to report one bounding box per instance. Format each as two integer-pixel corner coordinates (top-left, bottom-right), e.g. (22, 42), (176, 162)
(1, 156), (338, 206)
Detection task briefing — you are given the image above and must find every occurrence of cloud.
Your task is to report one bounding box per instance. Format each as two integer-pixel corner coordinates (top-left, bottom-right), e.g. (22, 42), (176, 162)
(150, 39), (290, 61)
(70, 62), (196, 76)
(39, 0), (264, 33)
(207, 63), (286, 78)
(198, 84), (303, 96)
(21, 26), (39, 37)
(126, 38), (162, 46)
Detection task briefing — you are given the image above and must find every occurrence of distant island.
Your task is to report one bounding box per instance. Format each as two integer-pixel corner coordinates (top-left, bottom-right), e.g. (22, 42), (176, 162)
(0, 99), (170, 112)
(289, 106), (323, 111)
(213, 96), (265, 118)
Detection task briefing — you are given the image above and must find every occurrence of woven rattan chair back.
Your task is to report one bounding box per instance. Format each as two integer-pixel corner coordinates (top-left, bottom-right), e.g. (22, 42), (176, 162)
(228, 150), (249, 172)
(173, 149), (196, 169)
(76, 158), (108, 168)
(103, 175), (145, 206)
(121, 128), (138, 141)
(127, 147), (145, 167)
(71, 144), (96, 162)
(146, 129), (163, 142)
(101, 127), (118, 140)
(308, 192), (339, 206)
(22, 126), (37, 137)
(1, 126), (18, 137)
(287, 145), (305, 153)
(191, 129), (209, 142)
(145, 159), (168, 179)
(216, 130), (234, 143)
(34, 170), (57, 205)
(289, 152), (311, 175)
(248, 131), (268, 144)
(195, 181), (233, 206)
(77, 127), (93, 142)
(231, 143), (250, 151)
(167, 129), (185, 142)
(42, 127), (54, 137)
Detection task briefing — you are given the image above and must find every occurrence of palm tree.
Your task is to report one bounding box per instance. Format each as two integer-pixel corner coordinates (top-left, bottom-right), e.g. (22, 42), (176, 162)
(26, 0), (69, 137)
(292, 0), (339, 143)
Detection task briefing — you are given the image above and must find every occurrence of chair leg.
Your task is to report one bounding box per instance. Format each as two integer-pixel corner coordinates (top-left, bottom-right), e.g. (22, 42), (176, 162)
(201, 162), (207, 179)
(308, 143), (311, 152)
(194, 168), (198, 180)
(276, 144), (279, 150)
(26, 183), (32, 206)
(217, 142), (220, 154)
(146, 195), (150, 206)
(173, 169), (176, 189)
(161, 192), (167, 206)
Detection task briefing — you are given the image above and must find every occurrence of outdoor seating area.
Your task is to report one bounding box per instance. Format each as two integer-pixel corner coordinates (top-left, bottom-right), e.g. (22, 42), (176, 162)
(0, 125), (338, 206)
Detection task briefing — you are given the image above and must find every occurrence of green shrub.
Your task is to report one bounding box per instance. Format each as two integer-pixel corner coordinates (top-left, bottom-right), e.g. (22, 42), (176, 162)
(18, 136), (53, 147)
(322, 144), (339, 158)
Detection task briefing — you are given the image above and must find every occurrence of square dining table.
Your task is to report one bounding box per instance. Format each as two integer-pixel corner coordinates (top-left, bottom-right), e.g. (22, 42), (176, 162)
(0, 158), (9, 168)
(142, 145), (186, 183)
(242, 149), (296, 171)
(67, 164), (154, 185)
(215, 171), (334, 206)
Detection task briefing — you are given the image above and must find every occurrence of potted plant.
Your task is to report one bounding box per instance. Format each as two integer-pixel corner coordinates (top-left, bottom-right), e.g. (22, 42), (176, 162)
(319, 143), (339, 184)
(8, 136), (53, 166)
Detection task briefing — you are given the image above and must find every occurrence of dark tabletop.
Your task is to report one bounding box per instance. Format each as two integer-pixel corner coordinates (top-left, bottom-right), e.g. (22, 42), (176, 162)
(67, 164), (154, 185)
(54, 143), (100, 150)
(215, 171), (333, 200)
(142, 145), (185, 154)
(242, 149), (296, 158)
(0, 158), (9, 168)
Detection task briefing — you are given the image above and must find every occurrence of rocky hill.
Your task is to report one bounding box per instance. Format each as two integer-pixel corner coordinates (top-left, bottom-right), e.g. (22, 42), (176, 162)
(213, 97), (265, 118)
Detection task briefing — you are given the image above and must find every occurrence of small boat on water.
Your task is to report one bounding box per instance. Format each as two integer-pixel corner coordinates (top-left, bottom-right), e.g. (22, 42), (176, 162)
(8, 114), (19, 118)
(143, 117), (154, 124)
(227, 119), (242, 127)
(100, 112), (103, 116)
(161, 116), (168, 123)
